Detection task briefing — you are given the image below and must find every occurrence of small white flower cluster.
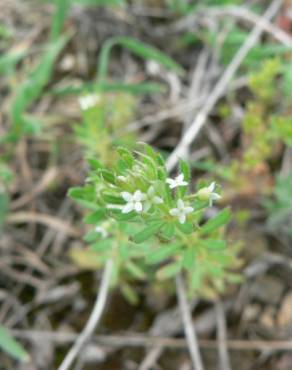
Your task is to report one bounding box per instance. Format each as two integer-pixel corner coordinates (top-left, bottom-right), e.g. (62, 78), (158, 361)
(166, 174), (221, 224)
(121, 186), (163, 214)
(166, 173), (192, 224)
(119, 173), (221, 225)
(166, 174), (188, 189)
(79, 94), (100, 110)
(170, 199), (193, 224)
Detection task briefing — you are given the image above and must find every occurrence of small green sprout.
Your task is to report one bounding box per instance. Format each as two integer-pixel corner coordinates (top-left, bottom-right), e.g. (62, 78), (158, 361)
(70, 144), (240, 298)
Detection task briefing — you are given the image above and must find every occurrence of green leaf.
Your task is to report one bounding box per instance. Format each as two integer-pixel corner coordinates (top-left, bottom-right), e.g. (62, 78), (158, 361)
(160, 223), (175, 240)
(0, 191), (9, 235)
(98, 36), (184, 80)
(88, 158), (103, 171)
(0, 325), (29, 362)
(132, 221), (164, 243)
(200, 239), (226, 250)
(176, 221), (193, 234)
(50, 0), (70, 42)
(142, 143), (160, 163)
(91, 239), (112, 252)
(200, 208), (231, 234)
(84, 230), (101, 242)
(121, 283), (139, 305)
(190, 267), (202, 290)
(84, 209), (105, 224)
(182, 246), (196, 270)
(179, 159), (191, 182)
(51, 81), (164, 96)
(117, 147), (135, 167)
(99, 169), (116, 184)
(68, 187), (97, 210)
(102, 193), (124, 204)
(10, 35), (69, 139)
(146, 243), (182, 265)
(157, 261), (181, 280)
(113, 210), (137, 221)
(98, 81), (165, 94)
(68, 186), (95, 201)
(0, 49), (27, 75)
(125, 261), (146, 280)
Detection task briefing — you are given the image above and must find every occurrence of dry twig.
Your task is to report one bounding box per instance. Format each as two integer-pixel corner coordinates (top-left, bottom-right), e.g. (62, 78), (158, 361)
(13, 330), (292, 352)
(166, 0), (284, 171)
(57, 259), (113, 370)
(6, 212), (80, 237)
(176, 273), (204, 370)
(216, 301), (232, 370)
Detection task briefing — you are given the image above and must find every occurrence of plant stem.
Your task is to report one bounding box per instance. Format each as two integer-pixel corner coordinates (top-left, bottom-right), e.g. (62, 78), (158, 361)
(176, 273), (204, 370)
(216, 300), (232, 370)
(57, 259), (113, 370)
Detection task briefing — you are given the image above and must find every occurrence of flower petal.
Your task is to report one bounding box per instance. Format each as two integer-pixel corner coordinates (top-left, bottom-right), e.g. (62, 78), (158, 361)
(147, 186), (155, 196)
(135, 201), (143, 212)
(134, 190), (146, 201)
(169, 208), (179, 216)
(121, 192), (132, 201)
(176, 174), (184, 182)
(153, 196), (163, 204)
(122, 202), (134, 213)
(143, 201), (151, 212)
(178, 213), (186, 224)
(211, 193), (221, 200)
(177, 199), (185, 209)
(209, 182), (216, 192)
(184, 206), (193, 214)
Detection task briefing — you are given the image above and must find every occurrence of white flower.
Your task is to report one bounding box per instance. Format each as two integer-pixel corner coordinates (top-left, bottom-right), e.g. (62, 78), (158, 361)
(196, 182), (221, 206)
(95, 225), (108, 238)
(166, 174), (188, 189)
(121, 190), (146, 213)
(79, 94), (100, 110)
(169, 199), (193, 224)
(143, 186), (163, 212)
(117, 175), (127, 182)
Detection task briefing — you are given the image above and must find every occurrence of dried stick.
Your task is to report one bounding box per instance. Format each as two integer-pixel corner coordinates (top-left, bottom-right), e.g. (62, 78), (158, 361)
(176, 273), (204, 370)
(58, 259), (113, 370)
(166, 0), (283, 171)
(6, 211), (80, 237)
(12, 329), (292, 351)
(210, 6), (292, 46)
(216, 301), (232, 370)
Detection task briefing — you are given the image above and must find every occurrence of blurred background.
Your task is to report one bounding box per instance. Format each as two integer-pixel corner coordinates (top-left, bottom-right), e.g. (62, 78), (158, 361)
(1, 0), (292, 369)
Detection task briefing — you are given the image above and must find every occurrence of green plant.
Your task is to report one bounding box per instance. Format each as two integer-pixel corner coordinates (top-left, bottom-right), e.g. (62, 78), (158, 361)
(75, 92), (136, 163)
(97, 36), (184, 82)
(0, 325), (28, 362)
(196, 58), (292, 199)
(2, 0), (70, 143)
(265, 175), (292, 241)
(69, 144), (240, 299)
(0, 162), (13, 235)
